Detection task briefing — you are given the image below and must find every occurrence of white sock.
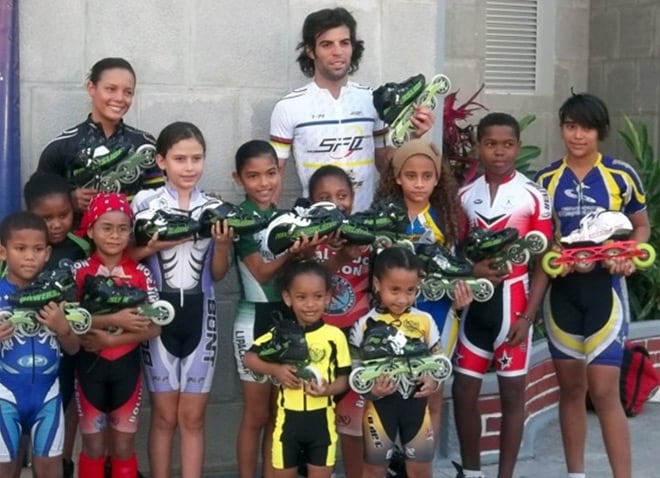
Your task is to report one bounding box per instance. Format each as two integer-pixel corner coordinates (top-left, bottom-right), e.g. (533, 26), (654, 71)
(567, 473), (586, 478)
(464, 470), (485, 478)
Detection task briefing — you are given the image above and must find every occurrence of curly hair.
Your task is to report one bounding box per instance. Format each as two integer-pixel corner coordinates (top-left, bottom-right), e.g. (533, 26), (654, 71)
(375, 159), (465, 245)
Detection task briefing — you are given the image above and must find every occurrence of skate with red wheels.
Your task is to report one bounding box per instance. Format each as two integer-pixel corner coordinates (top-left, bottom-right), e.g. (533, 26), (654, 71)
(542, 209), (656, 277)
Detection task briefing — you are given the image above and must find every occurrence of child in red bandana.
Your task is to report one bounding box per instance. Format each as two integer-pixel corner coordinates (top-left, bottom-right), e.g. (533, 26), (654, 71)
(72, 192), (161, 478)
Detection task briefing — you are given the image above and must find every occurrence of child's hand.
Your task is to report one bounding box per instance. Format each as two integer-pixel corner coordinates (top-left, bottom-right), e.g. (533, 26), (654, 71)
(211, 220), (235, 247)
(273, 364), (302, 389)
(304, 378), (329, 397)
(144, 231), (193, 254)
(506, 317), (531, 346)
(607, 257), (636, 276)
(451, 280), (473, 310)
(289, 232), (325, 258)
(37, 302), (70, 336)
(413, 375), (439, 398)
(114, 308), (151, 333)
(80, 329), (113, 352)
(339, 244), (368, 262)
(410, 104), (436, 138)
(472, 258), (509, 284)
(72, 187), (98, 212)
(0, 317), (14, 341)
(371, 374), (397, 399)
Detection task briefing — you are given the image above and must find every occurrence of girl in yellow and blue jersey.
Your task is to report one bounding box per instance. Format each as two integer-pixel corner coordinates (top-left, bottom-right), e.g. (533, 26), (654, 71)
(533, 93), (648, 478)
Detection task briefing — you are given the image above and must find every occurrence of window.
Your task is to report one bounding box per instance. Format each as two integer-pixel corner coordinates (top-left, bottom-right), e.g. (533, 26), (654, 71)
(485, 0), (539, 93)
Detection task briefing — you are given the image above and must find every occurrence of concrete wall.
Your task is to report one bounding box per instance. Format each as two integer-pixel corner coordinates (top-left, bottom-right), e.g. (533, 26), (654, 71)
(588, 0), (660, 160)
(445, 0), (591, 170)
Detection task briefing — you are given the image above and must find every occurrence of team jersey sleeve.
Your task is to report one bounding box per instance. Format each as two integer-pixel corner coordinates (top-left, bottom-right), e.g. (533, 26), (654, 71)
(614, 160), (647, 214)
(234, 233), (262, 258)
(526, 182), (554, 240)
(349, 314), (368, 358)
(135, 264), (160, 303)
(424, 311), (442, 353)
(37, 137), (69, 177)
(334, 329), (352, 376)
(249, 330), (275, 353)
(269, 100), (294, 162)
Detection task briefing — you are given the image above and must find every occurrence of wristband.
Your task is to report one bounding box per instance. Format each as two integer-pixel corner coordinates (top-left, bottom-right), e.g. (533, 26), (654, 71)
(516, 312), (536, 326)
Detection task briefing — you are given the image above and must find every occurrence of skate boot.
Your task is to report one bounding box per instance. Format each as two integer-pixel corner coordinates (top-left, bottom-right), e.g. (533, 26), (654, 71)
(464, 227), (548, 271)
(196, 199), (268, 238)
(96, 144), (157, 193)
(2, 268), (92, 336)
(373, 74), (427, 125)
(375, 73), (451, 147)
(253, 314), (322, 385)
(418, 244), (494, 302)
(264, 201), (346, 255)
(542, 209), (655, 277)
(80, 276), (175, 334)
(133, 207), (200, 246)
(69, 146), (128, 189)
(346, 199), (412, 251)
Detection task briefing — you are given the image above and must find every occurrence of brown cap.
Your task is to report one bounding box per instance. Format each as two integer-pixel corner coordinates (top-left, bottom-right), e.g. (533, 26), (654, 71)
(391, 139), (442, 176)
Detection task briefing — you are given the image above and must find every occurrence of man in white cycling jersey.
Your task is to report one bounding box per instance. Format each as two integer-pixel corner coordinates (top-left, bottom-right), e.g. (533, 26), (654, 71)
(270, 6), (435, 212)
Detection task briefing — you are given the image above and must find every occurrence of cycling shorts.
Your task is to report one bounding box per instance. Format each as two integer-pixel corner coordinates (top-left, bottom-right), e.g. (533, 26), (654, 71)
(272, 407), (336, 469)
(335, 389), (365, 437)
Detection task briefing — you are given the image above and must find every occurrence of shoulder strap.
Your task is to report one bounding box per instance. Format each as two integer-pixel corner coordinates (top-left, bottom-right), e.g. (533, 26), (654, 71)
(66, 232), (91, 256)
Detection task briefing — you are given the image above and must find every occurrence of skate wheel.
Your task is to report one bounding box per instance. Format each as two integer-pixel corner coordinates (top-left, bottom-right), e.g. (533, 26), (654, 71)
(374, 235), (393, 252)
(473, 278), (494, 302)
(446, 279), (460, 301)
(349, 367), (375, 394)
(117, 163), (140, 184)
(524, 231), (548, 254)
(136, 144), (157, 168)
(251, 372), (269, 384)
(573, 251), (595, 273)
(70, 308), (92, 335)
(632, 243), (656, 269)
(98, 176), (121, 193)
(149, 300), (175, 326)
(302, 366), (323, 386)
(420, 280), (445, 301)
(395, 239), (415, 253)
(269, 375), (282, 387)
(541, 251), (563, 277)
(431, 355), (453, 382)
(0, 311), (11, 322)
(430, 74), (451, 95)
(508, 244), (531, 265)
(602, 245), (623, 268)
(105, 326), (123, 336)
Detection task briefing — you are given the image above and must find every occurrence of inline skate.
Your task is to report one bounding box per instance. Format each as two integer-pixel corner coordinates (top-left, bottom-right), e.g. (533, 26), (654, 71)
(80, 275), (175, 334)
(0, 268), (91, 337)
(373, 73), (451, 147)
(464, 227), (548, 271)
(349, 318), (452, 396)
(345, 199), (413, 252)
(196, 199), (268, 238)
(96, 144), (157, 193)
(542, 209), (656, 277)
(264, 201), (346, 255)
(251, 314), (322, 385)
(69, 145), (128, 189)
(133, 207), (201, 246)
(417, 243), (494, 302)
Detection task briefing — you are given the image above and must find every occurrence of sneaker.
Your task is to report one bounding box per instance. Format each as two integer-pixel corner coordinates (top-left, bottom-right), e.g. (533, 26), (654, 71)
(373, 74), (426, 124)
(197, 199), (268, 237)
(133, 207), (200, 246)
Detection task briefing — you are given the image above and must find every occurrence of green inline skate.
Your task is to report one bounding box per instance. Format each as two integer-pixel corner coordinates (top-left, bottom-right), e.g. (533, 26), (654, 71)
(344, 199), (414, 252)
(69, 146), (128, 189)
(373, 73), (451, 147)
(80, 275), (175, 335)
(96, 144), (157, 193)
(349, 318), (452, 396)
(0, 268), (92, 337)
(416, 243), (494, 302)
(133, 207), (201, 246)
(464, 227), (547, 272)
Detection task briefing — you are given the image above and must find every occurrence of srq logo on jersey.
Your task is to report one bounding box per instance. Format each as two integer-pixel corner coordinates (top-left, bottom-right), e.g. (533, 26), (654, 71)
(310, 135), (366, 156)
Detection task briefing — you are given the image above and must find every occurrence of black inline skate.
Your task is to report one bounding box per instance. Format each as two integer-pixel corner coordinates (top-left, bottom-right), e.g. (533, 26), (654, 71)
(349, 318), (452, 396)
(196, 199), (268, 238)
(417, 243), (494, 303)
(252, 313), (322, 385)
(464, 227), (547, 271)
(69, 146), (128, 189)
(345, 199), (413, 252)
(80, 276), (175, 334)
(133, 207), (200, 246)
(264, 201), (346, 255)
(1, 268), (92, 336)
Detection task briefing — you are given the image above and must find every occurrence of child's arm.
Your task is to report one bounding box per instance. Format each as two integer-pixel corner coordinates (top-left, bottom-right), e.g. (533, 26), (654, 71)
(210, 220), (234, 281)
(37, 302), (80, 355)
(80, 323), (160, 353)
(304, 374), (349, 398)
(129, 234), (193, 262)
(244, 351), (302, 389)
(90, 308), (152, 333)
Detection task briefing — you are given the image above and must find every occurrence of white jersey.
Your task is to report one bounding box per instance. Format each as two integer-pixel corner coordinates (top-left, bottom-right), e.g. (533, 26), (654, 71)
(270, 80), (387, 212)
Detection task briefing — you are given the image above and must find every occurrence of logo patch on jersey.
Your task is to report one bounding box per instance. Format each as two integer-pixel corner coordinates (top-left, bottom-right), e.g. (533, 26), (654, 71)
(18, 354), (49, 367)
(327, 275), (356, 316)
(308, 346), (326, 364)
(564, 184), (597, 204)
(309, 135), (366, 157)
(475, 212), (507, 226)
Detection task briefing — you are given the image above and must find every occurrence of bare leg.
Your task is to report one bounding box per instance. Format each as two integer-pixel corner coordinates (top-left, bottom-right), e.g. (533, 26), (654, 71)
(496, 375), (526, 478)
(236, 381), (272, 478)
(426, 385), (443, 443)
(178, 392), (210, 478)
(553, 359), (587, 475)
(148, 391), (179, 478)
(339, 434), (364, 478)
(452, 372), (482, 470)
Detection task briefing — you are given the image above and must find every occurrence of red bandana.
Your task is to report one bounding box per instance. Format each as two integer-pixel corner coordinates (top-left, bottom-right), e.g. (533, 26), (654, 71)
(76, 193), (133, 237)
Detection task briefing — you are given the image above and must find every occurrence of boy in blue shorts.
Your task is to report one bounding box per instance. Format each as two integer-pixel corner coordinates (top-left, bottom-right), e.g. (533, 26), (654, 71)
(0, 211), (80, 478)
